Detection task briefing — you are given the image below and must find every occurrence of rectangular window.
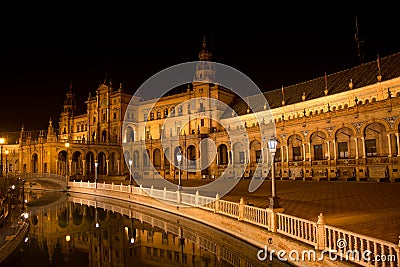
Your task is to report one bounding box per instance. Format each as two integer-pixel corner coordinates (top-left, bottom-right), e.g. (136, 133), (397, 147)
(200, 119), (204, 127)
(338, 142), (348, 158)
(157, 111), (161, 119)
(143, 113), (148, 121)
(314, 144), (323, 160)
(113, 112), (117, 120)
(256, 150), (262, 163)
(365, 139), (377, 157)
(239, 151), (245, 164)
(150, 113), (154, 120)
(293, 146), (301, 161)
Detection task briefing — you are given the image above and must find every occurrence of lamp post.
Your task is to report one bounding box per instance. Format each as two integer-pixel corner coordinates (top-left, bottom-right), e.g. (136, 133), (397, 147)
(128, 159), (133, 185)
(5, 149), (9, 179)
(4, 149), (9, 193)
(268, 137), (280, 209)
(94, 161), (98, 189)
(0, 138), (4, 178)
(176, 151), (182, 190)
(65, 142), (70, 183)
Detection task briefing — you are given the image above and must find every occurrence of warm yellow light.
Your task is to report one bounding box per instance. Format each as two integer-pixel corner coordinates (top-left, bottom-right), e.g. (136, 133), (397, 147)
(66, 235), (71, 242)
(0, 138), (4, 145)
(65, 142), (70, 148)
(5, 149), (9, 155)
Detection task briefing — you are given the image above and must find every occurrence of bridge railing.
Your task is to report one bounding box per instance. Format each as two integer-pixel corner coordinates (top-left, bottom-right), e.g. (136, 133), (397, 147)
(68, 181), (400, 267)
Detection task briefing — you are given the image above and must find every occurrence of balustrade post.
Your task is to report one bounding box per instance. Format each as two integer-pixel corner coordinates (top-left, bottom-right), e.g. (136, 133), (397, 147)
(214, 193), (220, 213)
(195, 190), (199, 207)
(316, 213), (326, 250)
(177, 188), (181, 204)
(128, 184), (131, 194)
(238, 197), (245, 221)
(150, 185), (154, 197)
(139, 184), (143, 195)
(266, 207), (284, 232)
(163, 187), (167, 199)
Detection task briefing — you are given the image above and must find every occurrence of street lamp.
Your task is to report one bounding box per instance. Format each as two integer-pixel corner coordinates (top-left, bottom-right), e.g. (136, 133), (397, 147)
(0, 137), (4, 178)
(128, 159), (133, 185)
(94, 161), (98, 189)
(65, 142), (70, 182)
(268, 137), (280, 209)
(5, 149), (9, 179)
(176, 151), (182, 190)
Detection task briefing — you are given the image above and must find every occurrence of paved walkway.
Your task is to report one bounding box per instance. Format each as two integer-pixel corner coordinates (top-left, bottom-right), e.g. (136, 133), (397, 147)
(163, 178), (400, 244)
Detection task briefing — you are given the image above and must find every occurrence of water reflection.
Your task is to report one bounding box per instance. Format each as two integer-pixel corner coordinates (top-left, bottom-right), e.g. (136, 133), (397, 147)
(10, 191), (292, 267)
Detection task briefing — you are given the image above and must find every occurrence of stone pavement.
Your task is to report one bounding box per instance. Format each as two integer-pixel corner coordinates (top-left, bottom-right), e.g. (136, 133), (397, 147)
(163, 178), (400, 244)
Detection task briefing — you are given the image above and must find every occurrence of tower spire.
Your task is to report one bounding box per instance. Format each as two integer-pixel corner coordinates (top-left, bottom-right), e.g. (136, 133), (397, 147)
(194, 35), (215, 82)
(198, 35), (212, 61)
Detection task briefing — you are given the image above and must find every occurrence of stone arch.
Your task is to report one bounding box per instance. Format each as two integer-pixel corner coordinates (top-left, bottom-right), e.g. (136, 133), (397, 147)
(125, 126), (134, 143)
(72, 151), (83, 177)
(363, 122), (388, 157)
(310, 131), (327, 160)
(153, 148), (161, 168)
(85, 151), (95, 176)
(187, 145), (197, 168)
(58, 151), (67, 176)
(250, 140), (262, 163)
(32, 153), (39, 173)
(98, 152), (107, 174)
(335, 127), (356, 158)
(217, 144), (228, 165)
(287, 134), (303, 161)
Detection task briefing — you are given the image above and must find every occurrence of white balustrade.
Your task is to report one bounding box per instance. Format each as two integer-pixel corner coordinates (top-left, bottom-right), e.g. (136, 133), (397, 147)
(67, 181), (400, 267)
(276, 213), (317, 246)
(243, 205), (269, 228)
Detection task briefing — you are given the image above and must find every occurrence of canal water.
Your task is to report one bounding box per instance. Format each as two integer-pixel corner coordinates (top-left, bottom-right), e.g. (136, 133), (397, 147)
(4, 190), (293, 267)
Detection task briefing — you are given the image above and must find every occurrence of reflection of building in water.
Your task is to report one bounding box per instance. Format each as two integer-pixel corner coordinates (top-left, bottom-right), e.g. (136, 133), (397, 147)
(5, 36), (399, 183)
(26, 195), (273, 267)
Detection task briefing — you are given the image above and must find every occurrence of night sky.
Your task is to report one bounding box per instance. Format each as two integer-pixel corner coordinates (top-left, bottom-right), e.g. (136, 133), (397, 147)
(1, 15), (399, 133)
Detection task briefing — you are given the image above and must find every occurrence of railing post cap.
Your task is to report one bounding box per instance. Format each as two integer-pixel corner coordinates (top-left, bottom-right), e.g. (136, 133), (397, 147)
(239, 197), (245, 204)
(216, 193), (220, 199)
(195, 190), (199, 196)
(317, 213), (325, 224)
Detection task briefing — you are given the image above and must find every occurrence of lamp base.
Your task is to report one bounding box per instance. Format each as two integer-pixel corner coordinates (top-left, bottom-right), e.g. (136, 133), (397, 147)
(268, 196), (280, 209)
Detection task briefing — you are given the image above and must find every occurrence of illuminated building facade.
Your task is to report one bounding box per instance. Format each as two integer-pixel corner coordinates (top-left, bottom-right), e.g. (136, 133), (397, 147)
(2, 39), (400, 183)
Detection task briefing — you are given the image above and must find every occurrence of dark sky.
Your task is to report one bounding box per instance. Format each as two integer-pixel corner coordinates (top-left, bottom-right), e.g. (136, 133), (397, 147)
(1, 15), (399, 133)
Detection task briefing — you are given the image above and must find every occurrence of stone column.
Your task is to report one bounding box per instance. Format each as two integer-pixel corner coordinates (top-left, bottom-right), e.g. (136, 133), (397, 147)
(117, 160), (120, 175)
(387, 134), (392, 157)
(327, 141), (330, 160)
(82, 160), (86, 176)
(106, 160), (109, 175)
(396, 133), (400, 156)
(302, 144), (306, 161)
(281, 146), (285, 162)
(361, 136), (366, 158)
(308, 143), (311, 161)
(285, 146), (289, 162)
(355, 138), (359, 159)
(333, 140), (337, 160)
